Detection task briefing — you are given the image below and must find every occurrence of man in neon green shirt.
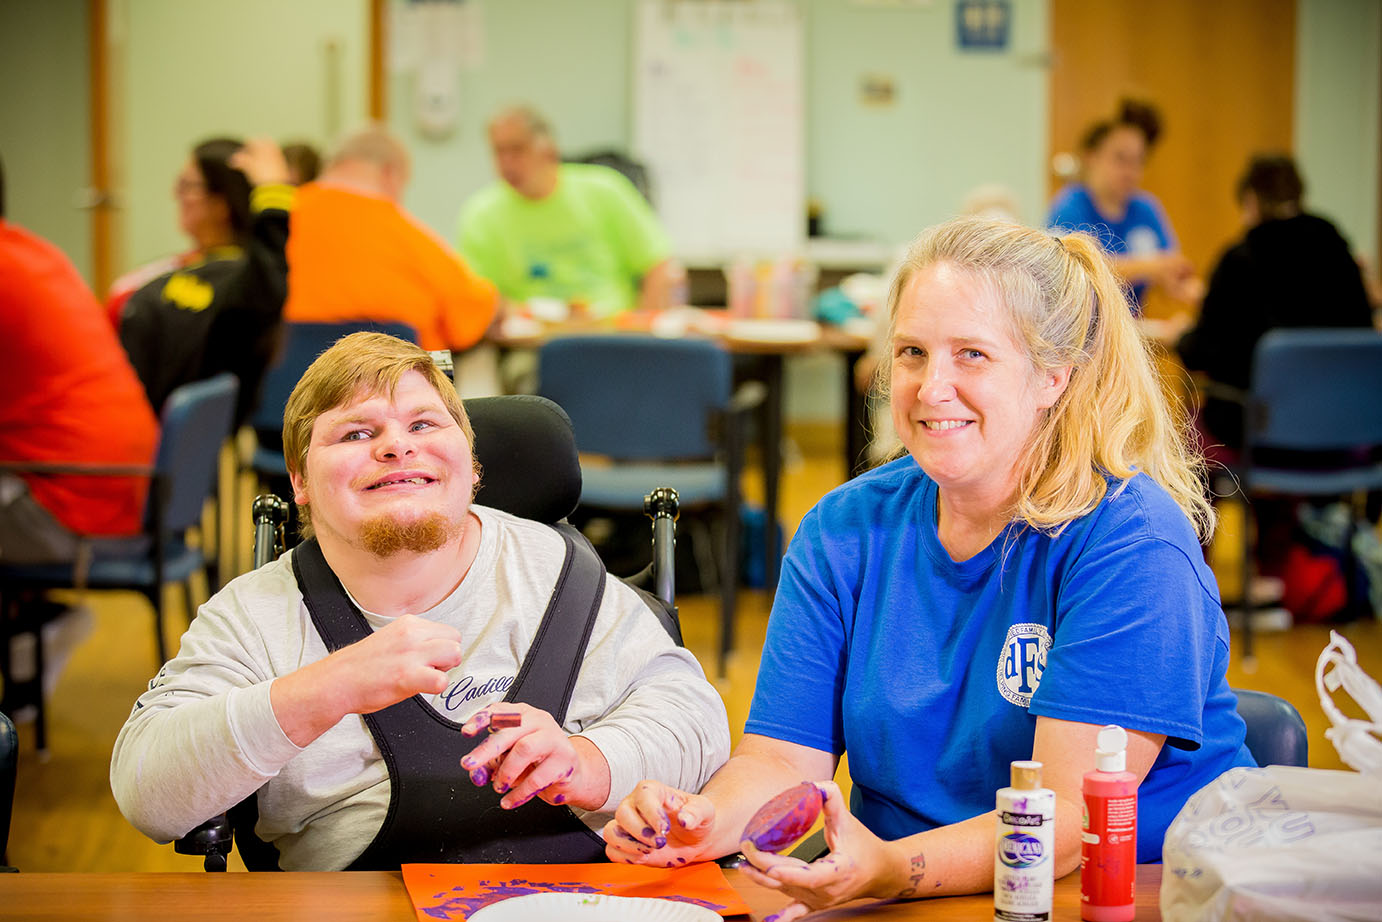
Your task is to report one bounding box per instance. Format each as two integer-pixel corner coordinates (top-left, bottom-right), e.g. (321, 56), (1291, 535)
(456, 106), (673, 318)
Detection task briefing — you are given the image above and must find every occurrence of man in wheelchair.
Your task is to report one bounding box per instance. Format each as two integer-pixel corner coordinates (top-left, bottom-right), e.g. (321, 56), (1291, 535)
(110, 332), (729, 870)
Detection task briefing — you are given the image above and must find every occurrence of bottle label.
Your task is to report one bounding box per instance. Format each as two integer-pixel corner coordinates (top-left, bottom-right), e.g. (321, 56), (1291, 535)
(1080, 792), (1136, 907)
(995, 809), (1052, 921)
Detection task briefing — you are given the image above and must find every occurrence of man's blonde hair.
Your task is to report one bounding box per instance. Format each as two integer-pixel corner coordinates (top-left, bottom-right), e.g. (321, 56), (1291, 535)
(878, 216), (1213, 540)
(283, 332), (475, 537)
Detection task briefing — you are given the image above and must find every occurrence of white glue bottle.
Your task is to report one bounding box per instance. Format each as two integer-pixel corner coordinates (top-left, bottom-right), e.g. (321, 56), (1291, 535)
(995, 759), (1056, 922)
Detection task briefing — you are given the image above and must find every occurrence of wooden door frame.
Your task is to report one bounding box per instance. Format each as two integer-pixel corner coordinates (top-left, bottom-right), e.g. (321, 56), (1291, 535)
(88, 0), (112, 296)
(371, 0), (386, 121)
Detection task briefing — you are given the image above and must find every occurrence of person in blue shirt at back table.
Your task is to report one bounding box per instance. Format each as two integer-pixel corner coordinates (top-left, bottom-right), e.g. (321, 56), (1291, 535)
(603, 216), (1254, 919)
(1048, 99), (1202, 316)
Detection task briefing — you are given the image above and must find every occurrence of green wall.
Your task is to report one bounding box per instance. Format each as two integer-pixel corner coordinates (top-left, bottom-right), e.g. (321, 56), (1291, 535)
(120, 0), (369, 268)
(2, 0), (1376, 371)
(0, 0), (92, 282)
(390, 0), (1051, 250)
(1296, 0), (1381, 263)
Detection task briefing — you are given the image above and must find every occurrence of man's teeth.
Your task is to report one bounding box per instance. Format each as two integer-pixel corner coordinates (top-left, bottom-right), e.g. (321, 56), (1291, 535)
(925, 420), (969, 430)
(373, 477), (429, 488)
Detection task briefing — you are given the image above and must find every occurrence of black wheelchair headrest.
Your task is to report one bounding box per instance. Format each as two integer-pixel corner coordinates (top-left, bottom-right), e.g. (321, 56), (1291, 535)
(463, 395), (581, 525)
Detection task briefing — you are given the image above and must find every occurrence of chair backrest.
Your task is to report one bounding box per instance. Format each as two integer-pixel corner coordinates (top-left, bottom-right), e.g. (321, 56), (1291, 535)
(566, 149), (653, 204)
(250, 321), (419, 440)
(0, 709), (15, 865)
(465, 395), (581, 525)
(152, 373), (239, 535)
(1234, 688), (1309, 767)
(537, 335), (730, 462)
(1250, 328), (1382, 453)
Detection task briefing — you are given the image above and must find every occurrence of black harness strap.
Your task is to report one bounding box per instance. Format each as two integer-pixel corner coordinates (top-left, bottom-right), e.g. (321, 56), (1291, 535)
(290, 524), (609, 868)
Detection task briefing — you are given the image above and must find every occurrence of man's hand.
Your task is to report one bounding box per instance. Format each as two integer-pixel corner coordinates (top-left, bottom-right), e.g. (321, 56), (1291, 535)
(603, 779), (718, 867)
(271, 613), (463, 747)
(460, 704), (611, 812)
(738, 782), (907, 922)
(229, 137), (291, 188)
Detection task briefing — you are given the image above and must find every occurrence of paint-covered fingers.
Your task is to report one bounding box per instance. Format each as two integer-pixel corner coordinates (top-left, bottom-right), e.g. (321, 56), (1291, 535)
(460, 705), (523, 737)
(459, 706), (599, 810)
(740, 840), (811, 875)
(605, 781), (714, 867)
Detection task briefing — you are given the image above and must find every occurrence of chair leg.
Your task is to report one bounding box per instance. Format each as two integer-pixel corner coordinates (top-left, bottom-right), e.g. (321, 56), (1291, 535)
(1240, 497), (1255, 663)
(31, 602), (46, 755)
(148, 587), (167, 667)
(719, 505), (739, 679)
(183, 579), (199, 628)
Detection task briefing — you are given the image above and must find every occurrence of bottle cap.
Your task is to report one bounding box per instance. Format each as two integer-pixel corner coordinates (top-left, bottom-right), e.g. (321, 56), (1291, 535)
(1095, 724), (1128, 772)
(1010, 760), (1042, 790)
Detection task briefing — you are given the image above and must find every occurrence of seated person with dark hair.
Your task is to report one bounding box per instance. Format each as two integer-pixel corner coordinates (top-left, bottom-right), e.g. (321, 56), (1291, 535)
(1177, 153), (1374, 453)
(116, 137), (293, 423)
(110, 331), (729, 870)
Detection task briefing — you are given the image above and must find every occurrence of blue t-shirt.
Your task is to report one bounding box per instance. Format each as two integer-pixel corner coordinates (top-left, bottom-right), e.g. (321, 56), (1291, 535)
(744, 458), (1254, 862)
(1047, 184), (1176, 311)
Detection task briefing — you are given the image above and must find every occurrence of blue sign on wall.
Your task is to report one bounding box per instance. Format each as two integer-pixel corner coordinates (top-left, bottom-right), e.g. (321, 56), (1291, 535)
(956, 0), (1011, 51)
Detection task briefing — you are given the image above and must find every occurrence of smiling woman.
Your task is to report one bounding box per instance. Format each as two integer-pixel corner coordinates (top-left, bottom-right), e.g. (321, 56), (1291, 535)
(603, 216), (1253, 922)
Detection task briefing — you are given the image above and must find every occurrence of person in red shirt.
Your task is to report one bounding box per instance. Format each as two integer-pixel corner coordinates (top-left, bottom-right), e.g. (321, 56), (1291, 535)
(0, 155), (160, 563)
(284, 125), (498, 353)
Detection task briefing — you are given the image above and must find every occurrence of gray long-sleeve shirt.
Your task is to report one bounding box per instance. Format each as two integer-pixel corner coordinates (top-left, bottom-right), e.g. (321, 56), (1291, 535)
(110, 505), (729, 870)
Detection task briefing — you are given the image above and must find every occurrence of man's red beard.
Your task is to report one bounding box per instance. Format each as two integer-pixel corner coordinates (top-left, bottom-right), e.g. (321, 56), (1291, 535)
(357, 511), (460, 557)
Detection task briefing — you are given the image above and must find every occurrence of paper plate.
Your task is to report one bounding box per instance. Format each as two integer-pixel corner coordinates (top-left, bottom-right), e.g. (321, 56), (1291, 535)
(467, 892), (722, 922)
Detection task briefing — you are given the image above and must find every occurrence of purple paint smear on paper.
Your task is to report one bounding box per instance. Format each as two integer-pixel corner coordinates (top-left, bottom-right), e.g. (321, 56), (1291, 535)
(419, 878), (728, 919)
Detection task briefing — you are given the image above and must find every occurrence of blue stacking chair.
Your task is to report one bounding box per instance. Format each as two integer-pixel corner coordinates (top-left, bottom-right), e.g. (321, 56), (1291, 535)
(1234, 688), (1309, 767)
(247, 321), (419, 481)
(537, 335), (759, 676)
(0, 374), (238, 752)
(1236, 328), (1382, 660)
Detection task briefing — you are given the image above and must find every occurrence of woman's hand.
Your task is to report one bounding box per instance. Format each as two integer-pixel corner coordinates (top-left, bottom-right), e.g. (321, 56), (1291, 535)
(459, 703), (610, 811)
(739, 782), (907, 922)
(602, 780), (719, 867)
(228, 137), (290, 188)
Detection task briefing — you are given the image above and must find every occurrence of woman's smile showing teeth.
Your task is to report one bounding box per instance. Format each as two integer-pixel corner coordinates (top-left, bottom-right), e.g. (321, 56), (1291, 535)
(925, 419), (971, 431)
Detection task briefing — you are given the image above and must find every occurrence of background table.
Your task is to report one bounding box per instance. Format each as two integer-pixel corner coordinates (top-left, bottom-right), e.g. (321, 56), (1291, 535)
(491, 311), (868, 589)
(0, 865), (1163, 921)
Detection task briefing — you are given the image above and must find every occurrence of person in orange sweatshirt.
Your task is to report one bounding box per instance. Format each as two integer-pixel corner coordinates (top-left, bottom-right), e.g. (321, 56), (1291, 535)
(284, 125), (498, 354)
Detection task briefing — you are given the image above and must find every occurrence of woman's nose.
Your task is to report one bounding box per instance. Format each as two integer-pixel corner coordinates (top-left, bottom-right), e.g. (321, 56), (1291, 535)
(916, 362), (954, 402)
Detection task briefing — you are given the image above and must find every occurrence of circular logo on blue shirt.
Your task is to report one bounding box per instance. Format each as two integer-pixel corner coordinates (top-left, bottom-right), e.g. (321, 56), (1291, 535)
(996, 622), (1051, 707)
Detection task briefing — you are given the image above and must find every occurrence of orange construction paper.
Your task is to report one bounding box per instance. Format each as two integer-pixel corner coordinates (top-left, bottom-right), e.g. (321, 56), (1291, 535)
(402, 861), (751, 920)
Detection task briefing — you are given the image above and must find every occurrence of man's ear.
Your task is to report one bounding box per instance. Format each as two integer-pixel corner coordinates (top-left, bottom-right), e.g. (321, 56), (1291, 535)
(289, 470), (309, 506)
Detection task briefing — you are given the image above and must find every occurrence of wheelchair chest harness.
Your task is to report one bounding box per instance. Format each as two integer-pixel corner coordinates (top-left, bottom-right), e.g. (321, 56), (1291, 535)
(291, 523), (611, 869)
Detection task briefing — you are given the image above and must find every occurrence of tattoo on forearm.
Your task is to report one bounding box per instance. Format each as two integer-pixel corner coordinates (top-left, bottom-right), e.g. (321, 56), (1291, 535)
(898, 852), (926, 898)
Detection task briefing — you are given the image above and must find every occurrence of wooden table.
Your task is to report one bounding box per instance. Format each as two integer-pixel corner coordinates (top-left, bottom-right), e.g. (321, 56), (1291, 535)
(0, 865), (1163, 920)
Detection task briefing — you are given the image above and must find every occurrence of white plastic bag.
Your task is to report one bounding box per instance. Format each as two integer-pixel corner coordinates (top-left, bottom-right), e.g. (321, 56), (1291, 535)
(1161, 765), (1382, 921)
(1161, 632), (1382, 921)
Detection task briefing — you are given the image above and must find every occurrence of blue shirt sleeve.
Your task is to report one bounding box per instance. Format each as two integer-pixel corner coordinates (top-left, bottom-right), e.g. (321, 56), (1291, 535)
(1029, 483), (1222, 749)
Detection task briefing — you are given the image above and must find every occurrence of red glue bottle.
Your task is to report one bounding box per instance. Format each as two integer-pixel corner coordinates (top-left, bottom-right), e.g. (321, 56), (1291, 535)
(1080, 725), (1136, 921)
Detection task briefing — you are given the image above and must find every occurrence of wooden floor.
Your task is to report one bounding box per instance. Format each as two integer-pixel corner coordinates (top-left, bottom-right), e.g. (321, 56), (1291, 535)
(5, 424), (1380, 872)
